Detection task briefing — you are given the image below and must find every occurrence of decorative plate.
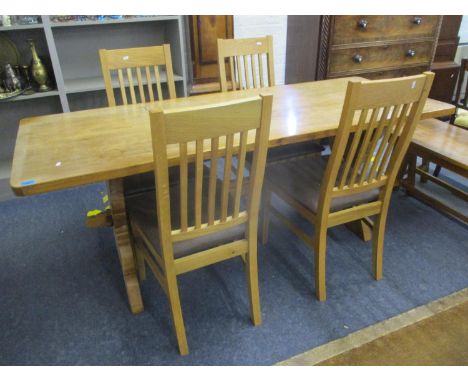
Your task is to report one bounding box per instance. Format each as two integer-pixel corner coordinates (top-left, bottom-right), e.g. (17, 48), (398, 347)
(0, 35), (20, 67)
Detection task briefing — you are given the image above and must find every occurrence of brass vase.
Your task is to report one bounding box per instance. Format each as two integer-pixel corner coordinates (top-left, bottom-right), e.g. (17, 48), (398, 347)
(28, 39), (51, 92)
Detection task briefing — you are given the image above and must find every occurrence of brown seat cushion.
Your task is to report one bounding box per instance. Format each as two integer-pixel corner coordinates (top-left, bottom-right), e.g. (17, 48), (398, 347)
(124, 166), (182, 196)
(246, 140), (324, 168)
(126, 174), (245, 258)
(266, 141), (325, 163)
(266, 155), (380, 213)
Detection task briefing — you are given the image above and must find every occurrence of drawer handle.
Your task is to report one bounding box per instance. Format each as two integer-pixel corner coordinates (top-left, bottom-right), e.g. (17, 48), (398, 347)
(357, 19), (368, 29)
(406, 49), (416, 58)
(353, 54), (363, 64)
(413, 16), (422, 25)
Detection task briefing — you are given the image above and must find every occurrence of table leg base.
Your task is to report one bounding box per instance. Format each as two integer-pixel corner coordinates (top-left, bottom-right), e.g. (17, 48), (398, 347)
(108, 178), (144, 314)
(346, 218), (373, 242)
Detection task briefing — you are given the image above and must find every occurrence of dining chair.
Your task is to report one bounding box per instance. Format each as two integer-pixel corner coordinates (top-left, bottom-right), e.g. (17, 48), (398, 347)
(99, 44), (178, 195)
(431, 59), (467, 178)
(125, 94), (273, 355)
(261, 72), (434, 302)
(217, 36), (324, 174)
(99, 44), (176, 106)
(451, 57), (468, 129)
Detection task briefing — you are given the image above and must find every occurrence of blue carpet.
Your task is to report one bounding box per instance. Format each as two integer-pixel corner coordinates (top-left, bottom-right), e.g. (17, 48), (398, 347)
(0, 181), (467, 365)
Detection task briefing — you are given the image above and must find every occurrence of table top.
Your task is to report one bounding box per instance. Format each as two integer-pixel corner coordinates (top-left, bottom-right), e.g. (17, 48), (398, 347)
(10, 77), (455, 196)
(412, 119), (468, 171)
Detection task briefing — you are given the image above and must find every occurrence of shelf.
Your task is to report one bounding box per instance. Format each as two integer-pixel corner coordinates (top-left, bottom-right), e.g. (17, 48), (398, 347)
(64, 72), (184, 94)
(0, 90), (60, 103)
(50, 16), (178, 28)
(0, 24), (43, 31)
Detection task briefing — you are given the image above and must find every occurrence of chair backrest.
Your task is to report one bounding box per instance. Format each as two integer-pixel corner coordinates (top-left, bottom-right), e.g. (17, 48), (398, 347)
(217, 36), (275, 92)
(149, 95), (273, 257)
(99, 44), (177, 106)
(317, 72), (434, 215)
(454, 58), (468, 109)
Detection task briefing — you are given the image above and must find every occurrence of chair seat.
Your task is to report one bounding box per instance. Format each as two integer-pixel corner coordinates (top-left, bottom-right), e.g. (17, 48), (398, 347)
(266, 155), (380, 213)
(126, 177), (245, 258)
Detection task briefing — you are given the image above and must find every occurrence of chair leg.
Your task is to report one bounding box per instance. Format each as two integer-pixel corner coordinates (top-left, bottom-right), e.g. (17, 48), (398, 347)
(246, 231), (262, 326)
(261, 187), (272, 245)
(166, 273), (189, 355)
(372, 213), (386, 281)
(433, 165), (442, 177)
(420, 159), (429, 183)
(313, 224), (327, 302)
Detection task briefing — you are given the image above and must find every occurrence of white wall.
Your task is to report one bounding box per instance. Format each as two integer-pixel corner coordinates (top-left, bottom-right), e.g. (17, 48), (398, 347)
(459, 15), (468, 43)
(233, 15), (287, 85)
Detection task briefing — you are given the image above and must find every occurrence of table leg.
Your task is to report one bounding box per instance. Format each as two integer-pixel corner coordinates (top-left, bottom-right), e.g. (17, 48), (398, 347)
(346, 219), (373, 242)
(108, 178), (144, 314)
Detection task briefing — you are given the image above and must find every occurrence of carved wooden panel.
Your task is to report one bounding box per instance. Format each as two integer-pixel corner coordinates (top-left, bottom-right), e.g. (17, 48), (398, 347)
(189, 15), (233, 90)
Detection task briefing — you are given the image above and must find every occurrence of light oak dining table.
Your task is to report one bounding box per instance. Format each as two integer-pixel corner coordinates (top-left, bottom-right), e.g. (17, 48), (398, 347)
(10, 77), (456, 314)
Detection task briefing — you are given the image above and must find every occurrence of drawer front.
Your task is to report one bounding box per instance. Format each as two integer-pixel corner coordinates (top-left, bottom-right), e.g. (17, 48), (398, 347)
(331, 16), (440, 45)
(360, 66), (428, 80)
(328, 41), (434, 75)
(327, 65), (427, 80)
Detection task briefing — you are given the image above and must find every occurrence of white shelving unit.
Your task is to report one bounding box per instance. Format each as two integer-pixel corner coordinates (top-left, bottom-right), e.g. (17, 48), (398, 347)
(49, 16), (179, 28)
(1, 90), (60, 102)
(0, 23), (43, 31)
(63, 73), (184, 94)
(0, 15), (189, 189)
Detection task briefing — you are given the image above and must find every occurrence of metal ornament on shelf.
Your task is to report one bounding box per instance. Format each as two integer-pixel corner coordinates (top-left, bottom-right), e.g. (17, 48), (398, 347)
(2, 63), (21, 91)
(28, 38), (52, 92)
(0, 63), (25, 100)
(19, 65), (34, 95)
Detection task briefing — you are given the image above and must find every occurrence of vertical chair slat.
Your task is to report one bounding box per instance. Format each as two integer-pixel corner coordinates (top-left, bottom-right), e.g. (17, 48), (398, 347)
(369, 104), (402, 180)
(195, 139), (204, 229)
(358, 106), (391, 185)
(208, 137), (219, 225)
(229, 57), (236, 91)
(136, 67), (146, 103)
(221, 134), (234, 222)
(233, 131), (248, 218)
(154, 65), (163, 101)
(234, 57), (240, 90)
(266, 35), (275, 86)
(339, 108), (369, 189)
(127, 68), (137, 104)
(251, 54), (258, 88)
(145, 66), (155, 102)
(244, 55), (251, 88)
(117, 69), (128, 105)
(258, 54), (265, 87)
(348, 107), (379, 186)
(163, 44), (177, 99)
(179, 142), (188, 232)
(377, 103), (410, 178)
(237, 56), (245, 89)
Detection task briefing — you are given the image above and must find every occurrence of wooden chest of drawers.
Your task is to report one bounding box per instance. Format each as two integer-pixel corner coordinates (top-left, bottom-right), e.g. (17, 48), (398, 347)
(317, 16), (443, 80)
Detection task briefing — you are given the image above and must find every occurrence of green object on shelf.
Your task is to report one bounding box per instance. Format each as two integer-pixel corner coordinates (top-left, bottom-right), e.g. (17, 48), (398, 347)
(454, 111), (468, 128)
